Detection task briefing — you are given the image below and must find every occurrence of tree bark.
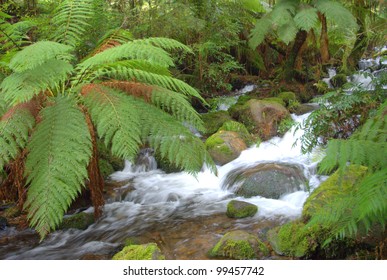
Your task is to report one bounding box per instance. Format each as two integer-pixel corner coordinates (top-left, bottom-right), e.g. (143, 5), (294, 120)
(284, 30), (307, 81)
(318, 12), (330, 63)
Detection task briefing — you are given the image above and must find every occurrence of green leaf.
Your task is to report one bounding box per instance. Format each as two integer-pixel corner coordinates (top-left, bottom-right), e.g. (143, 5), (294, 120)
(315, 0), (358, 30)
(277, 19), (298, 45)
(294, 7), (318, 31)
(249, 15), (272, 48)
(24, 96), (92, 239)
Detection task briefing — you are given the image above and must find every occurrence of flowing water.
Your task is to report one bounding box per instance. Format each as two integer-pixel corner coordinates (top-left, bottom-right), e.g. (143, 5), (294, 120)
(0, 112), (326, 260)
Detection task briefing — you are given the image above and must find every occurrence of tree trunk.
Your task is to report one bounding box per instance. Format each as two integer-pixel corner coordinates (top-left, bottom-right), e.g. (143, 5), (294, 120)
(284, 30), (307, 81)
(318, 12), (330, 63)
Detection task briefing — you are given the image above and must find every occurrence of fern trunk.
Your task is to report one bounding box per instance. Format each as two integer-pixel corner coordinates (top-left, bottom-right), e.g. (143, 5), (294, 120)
(284, 30), (307, 81)
(318, 12), (330, 63)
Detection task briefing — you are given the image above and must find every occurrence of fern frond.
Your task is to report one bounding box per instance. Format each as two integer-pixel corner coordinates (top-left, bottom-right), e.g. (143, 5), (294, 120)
(134, 37), (193, 54)
(24, 96), (92, 239)
(91, 65), (204, 102)
(89, 28), (133, 56)
(78, 41), (175, 70)
(270, 0), (297, 26)
(0, 20), (35, 51)
(314, 0), (357, 30)
(130, 97), (215, 173)
(51, 0), (95, 47)
(294, 7), (318, 31)
(0, 103), (36, 169)
(8, 41), (73, 72)
(240, 0), (266, 13)
(277, 19), (298, 45)
(1, 59), (73, 105)
(82, 85), (141, 159)
(249, 15), (272, 48)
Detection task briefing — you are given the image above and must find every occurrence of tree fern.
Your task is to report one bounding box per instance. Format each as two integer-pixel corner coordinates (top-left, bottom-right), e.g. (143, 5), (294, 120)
(24, 96), (92, 239)
(0, 104), (36, 170)
(82, 85), (142, 160)
(294, 7), (318, 31)
(314, 0), (357, 30)
(51, 0), (95, 47)
(249, 15), (272, 49)
(277, 18), (298, 44)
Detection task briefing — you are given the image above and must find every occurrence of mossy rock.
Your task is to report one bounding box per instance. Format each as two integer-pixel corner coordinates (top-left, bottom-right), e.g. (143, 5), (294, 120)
(226, 200), (258, 218)
(209, 230), (269, 260)
(202, 111), (233, 136)
(218, 121), (253, 145)
(294, 103), (319, 115)
(267, 220), (324, 258)
(302, 165), (368, 220)
(97, 139), (125, 173)
(205, 131), (247, 165)
(331, 74), (348, 88)
(277, 92), (297, 106)
(229, 99), (290, 140)
(98, 159), (115, 178)
(262, 97), (286, 107)
(59, 212), (95, 230)
(112, 243), (165, 260)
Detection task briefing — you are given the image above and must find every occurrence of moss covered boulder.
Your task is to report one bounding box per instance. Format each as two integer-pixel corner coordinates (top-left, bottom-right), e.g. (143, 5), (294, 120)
(59, 212), (95, 230)
(267, 220), (325, 258)
(331, 74), (348, 88)
(226, 200), (258, 218)
(205, 131), (247, 165)
(209, 230), (269, 260)
(218, 120), (253, 145)
(202, 111), (233, 136)
(229, 99), (290, 140)
(223, 163), (306, 199)
(278, 92), (297, 106)
(112, 243), (165, 260)
(302, 165), (368, 220)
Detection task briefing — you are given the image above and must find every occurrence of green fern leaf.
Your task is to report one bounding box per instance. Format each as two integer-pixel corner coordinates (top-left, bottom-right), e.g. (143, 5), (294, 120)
(24, 96), (92, 239)
(277, 19), (298, 45)
(294, 7), (318, 31)
(78, 41), (175, 70)
(92, 66), (204, 102)
(135, 37), (193, 54)
(0, 105), (35, 169)
(51, 0), (95, 47)
(8, 41), (73, 72)
(130, 97), (215, 173)
(315, 0), (357, 30)
(249, 15), (272, 48)
(240, 0), (266, 13)
(1, 59), (73, 105)
(82, 86), (141, 160)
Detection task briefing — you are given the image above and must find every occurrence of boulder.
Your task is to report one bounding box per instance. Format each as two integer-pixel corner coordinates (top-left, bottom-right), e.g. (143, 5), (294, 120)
(59, 212), (95, 230)
(202, 111), (233, 136)
(294, 103), (319, 115)
(205, 131), (247, 165)
(223, 163), (307, 199)
(218, 120), (253, 145)
(226, 200), (258, 218)
(302, 165), (368, 220)
(209, 230), (269, 260)
(229, 99), (290, 140)
(112, 243), (165, 260)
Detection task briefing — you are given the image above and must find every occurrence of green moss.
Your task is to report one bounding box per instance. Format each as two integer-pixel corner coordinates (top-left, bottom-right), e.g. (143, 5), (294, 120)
(303, 165), (368, 220)
(226, 200), (258, 218)
(97, 139), (125, 171)
(112, 243), (165, 260)
(205, 134), (226, 150)
(218, 121), (252, 145)
(209, 230), (268, 259)
(59, 212), (95, 230)
(331, 74), (348, 88)
(314, 80), (329, 94)
(262, 97), (285, 107)
(268, 220), (324, 258)
(202, 111), (233, 136)
(278, 92), (297, 105)
(98, 159), (114, 178)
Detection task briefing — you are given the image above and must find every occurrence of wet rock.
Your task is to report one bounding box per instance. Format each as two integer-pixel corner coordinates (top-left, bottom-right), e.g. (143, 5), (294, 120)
(218, 120), (253, 145)
(302, 165), (368, 220)
(202, 111), (233, 136)
(58, 212), (95, 230)
(229, 99), (290, 140)
(331, 73), (348, 88)
(226, 200), (258, 218)
(205, 131), (247, 165)
(112, 243), (165, 260)
(223, 163), (307, 199)
(295, 103), (319, 115)
(209, 230), (269, 260)
(0, 216), (8, 230)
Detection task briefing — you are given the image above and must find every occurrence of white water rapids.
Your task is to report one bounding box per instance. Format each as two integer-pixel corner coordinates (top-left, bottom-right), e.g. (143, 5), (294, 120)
(1, 112), (326, 259)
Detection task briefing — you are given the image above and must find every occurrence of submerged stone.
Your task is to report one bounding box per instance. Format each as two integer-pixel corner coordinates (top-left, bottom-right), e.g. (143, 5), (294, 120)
(112, 243), (165, 260)
(223, 163), (306, 199)
(209, 230), (269, 260)
(59, 212), (95, 230)
(226, 200), (258, 218)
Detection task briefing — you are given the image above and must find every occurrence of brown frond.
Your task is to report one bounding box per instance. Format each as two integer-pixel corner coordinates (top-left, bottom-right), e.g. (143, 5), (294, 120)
(83, 108), (105, 219)
(91, 40), (121, 56)
(0, 150), (27, 209)
(101, 81), (153, 103)
(1, 99), (40, 121)
(80, 84), (106, 97)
